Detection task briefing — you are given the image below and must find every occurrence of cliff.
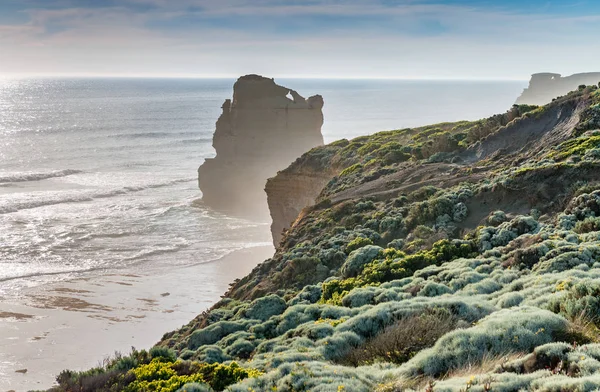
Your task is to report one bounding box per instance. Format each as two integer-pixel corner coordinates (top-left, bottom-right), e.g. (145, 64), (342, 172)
(266, 163), (335, 247)
(198, 75), (324, 219)
(50, 84), (600, 392)
(517, 72), (600, 105)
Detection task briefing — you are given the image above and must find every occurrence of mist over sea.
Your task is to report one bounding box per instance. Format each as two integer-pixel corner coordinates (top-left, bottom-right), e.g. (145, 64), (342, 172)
(0, 78), (526, 297)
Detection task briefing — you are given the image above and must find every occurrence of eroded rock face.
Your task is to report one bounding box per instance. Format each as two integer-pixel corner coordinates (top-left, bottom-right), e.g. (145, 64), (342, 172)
(517, 72), (600, 105)
(266, 165), (335, 247)
(198, 75), (324, 219)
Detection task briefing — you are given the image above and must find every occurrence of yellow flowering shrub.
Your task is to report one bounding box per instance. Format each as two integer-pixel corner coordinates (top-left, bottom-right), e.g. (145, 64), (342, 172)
(122, 359), (262, 392)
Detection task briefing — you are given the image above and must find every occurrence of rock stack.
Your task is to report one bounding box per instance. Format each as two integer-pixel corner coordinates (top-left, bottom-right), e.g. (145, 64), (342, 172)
(198, 75), (324, 219)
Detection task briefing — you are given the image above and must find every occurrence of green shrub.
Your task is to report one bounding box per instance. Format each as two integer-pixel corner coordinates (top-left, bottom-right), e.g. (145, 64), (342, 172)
(339, 310), (461, 366)
(177, 383), (214, 392)
(345, 237), (374, 253)
(340, 245), (383, 278)
(339, 163), (363, 177)
(245, 294), (287, 321)
(574, 216), (600, 233)
(124, 359), (205, 392)
(150, 346), (177, 362)
(400, 307), (569, 378)
(188, 321), (254, 350)
(549, 280), (600, 325)
(322, 240), (475, 304)
(550, 135), (600, 160)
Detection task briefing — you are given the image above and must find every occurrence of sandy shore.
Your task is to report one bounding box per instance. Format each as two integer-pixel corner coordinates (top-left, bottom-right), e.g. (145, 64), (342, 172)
(0, 245), (274, 392)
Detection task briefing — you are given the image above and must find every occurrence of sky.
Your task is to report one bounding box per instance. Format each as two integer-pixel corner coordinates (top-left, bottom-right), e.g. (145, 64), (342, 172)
(0, 0), (599, 79)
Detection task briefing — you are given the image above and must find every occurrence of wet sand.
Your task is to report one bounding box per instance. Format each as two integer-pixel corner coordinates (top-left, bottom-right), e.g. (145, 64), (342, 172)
(0, 245), (274, 392)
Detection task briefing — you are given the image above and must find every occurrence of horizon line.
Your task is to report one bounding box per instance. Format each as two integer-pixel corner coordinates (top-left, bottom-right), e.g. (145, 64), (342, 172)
(0, 73), (530, 82)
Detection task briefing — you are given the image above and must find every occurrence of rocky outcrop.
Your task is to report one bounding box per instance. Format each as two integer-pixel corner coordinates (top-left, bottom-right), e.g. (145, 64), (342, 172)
(198, 75), (324, 219)
(266, 165), (336, 247)
(517, 72), (600, 105)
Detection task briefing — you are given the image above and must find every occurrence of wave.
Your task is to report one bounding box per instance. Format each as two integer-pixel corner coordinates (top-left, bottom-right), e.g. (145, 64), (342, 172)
(113, 131), (203, 139)
(122, 243), (189, 262)
(0, 265), (106, 284)
(0, 177), (196, 214)
(174, 138), (213, 145)
(0, 169), (83, 183)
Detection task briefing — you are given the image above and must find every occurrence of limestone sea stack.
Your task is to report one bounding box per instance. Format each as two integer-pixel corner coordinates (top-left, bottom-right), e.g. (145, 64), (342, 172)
(198, 75), (324, 219)
(517, 72), (600, 105)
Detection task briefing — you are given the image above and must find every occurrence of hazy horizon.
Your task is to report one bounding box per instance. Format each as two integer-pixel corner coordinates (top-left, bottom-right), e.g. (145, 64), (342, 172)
(0, 73), (531, 81)
(1, 0), (599, 80)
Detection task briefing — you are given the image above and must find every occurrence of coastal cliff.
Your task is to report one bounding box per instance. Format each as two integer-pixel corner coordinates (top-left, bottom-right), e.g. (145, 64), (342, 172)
(517, 72), (600, 105)
(198, 75), (324, 219)
(50, 84), (600, 392)
(266, 164), (335, 247)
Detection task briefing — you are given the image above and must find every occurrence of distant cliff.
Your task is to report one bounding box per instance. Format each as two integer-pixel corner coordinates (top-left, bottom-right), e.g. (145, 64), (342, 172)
(517, 72), (600, 105)
(198, 75), (324, 219)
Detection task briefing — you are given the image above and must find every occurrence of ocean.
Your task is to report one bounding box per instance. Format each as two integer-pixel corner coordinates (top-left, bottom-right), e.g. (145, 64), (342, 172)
(0, 77), (527, 298)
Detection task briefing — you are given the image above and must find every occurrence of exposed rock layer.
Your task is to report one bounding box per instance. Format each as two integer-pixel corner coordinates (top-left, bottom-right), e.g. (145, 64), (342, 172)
(198, 75), (324, 219)
(266, 164), (336, 246)
(517, 72), (600, 105)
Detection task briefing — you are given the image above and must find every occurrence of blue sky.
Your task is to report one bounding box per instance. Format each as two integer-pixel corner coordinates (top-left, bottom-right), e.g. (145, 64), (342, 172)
(1, 0), (599, 79)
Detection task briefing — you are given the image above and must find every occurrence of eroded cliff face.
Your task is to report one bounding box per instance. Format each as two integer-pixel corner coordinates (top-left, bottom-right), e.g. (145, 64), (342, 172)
(517, 72), (600, 105)
(198, 75), (324, 219)
(266, 164), (336, 247)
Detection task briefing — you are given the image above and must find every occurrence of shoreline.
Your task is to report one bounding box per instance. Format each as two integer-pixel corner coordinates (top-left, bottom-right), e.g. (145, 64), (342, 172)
(0, 245), (274, 392)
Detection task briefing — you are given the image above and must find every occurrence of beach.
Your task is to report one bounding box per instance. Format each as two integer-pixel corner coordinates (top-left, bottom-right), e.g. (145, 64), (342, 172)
(0, 245), (274, 392)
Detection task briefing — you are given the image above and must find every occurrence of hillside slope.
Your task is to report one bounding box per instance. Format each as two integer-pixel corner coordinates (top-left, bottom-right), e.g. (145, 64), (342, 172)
(49, 85), (600, 392)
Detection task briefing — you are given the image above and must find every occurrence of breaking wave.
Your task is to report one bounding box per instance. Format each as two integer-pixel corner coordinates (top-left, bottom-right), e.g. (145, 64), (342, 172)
(0, 177), (196, 214)
(0, 169), (83, 183)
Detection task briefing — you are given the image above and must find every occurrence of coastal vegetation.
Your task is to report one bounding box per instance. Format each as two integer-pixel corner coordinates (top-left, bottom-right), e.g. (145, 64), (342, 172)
(48, 84), (600, 391)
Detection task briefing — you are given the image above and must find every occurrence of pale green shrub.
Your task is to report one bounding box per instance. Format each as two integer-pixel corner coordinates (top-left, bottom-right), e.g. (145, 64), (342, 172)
(340, 245), (383, 278)
(177, 382), (214, 392)
(399, 307), (568, 377)
(418, 282), (453, 297)
(496, 292), (524, 308)
(245, 294), (287, 321)
(487, 210), (508, 226)
(225, 339), (256, 359)
(548, 280), (600, 324)
(188, 320), (257, 350)
(531, 374), (600, 391)
(195, 345), (230, 364)
(288, 285), (322, 305)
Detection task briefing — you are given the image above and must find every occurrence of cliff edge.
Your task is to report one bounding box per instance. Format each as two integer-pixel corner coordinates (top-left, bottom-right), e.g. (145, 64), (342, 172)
(517, 72), (600, 105)
(198, 75), (324, 219)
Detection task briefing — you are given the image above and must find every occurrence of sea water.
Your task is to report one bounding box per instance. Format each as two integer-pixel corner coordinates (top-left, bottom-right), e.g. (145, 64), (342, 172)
(0, 77), (526, 297)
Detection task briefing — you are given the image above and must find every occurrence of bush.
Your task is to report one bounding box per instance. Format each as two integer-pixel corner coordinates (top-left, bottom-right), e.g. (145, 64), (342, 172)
(177, 383), (214, 392)
(288, 284), (322, 305)
(488, 210), (508, 226)
(399, 307), (569, 378)
(124, 359), (205, 392)
(322, 240), (476, 304)
(549, 280), (600, 325)
(245, 294), (287, 321)
(340, 245), (383, 278)
(339, 310), (461, 366)
(188, 321), (255, 350)
(150, 346), (177, 362)
(574, 216), (600, 234)
(195, 346), (229, 364)
(345, 237), (374, 253)
(55, 368), (135, 392)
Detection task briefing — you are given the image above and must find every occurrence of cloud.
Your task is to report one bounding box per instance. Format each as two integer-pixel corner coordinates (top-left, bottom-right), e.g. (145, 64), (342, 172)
(0, 0), (599, 78)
